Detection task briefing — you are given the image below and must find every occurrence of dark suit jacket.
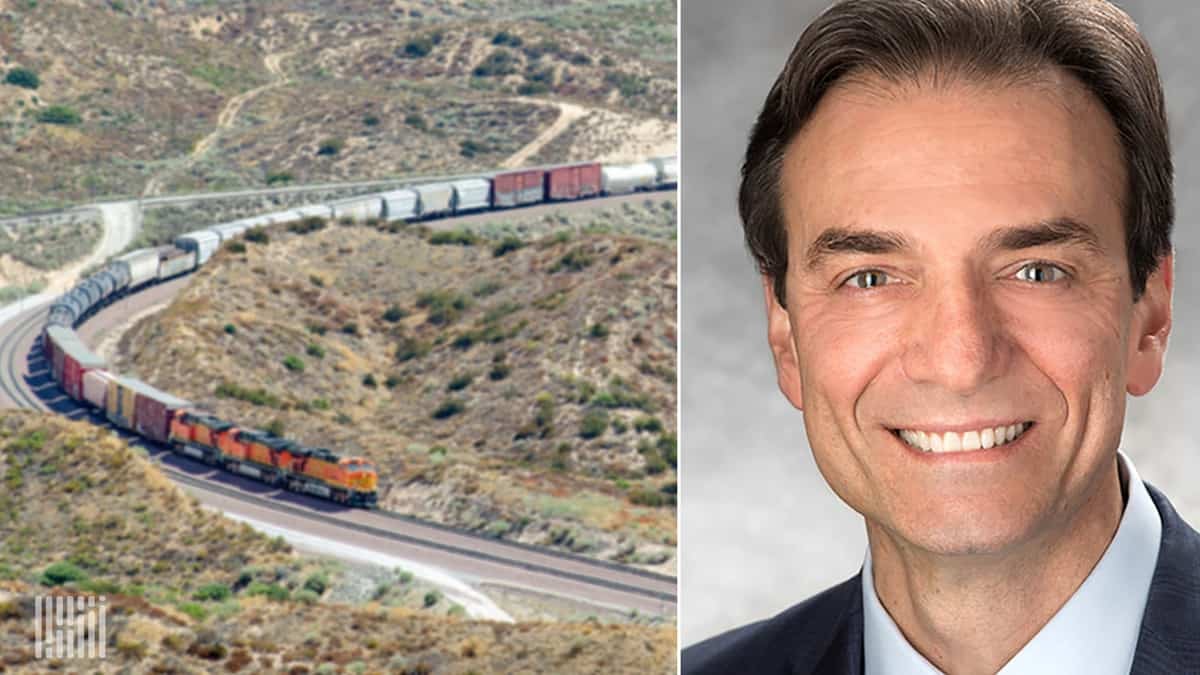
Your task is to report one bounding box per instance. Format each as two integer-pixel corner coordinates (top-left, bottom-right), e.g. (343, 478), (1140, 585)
(682, 482), (1200, 674)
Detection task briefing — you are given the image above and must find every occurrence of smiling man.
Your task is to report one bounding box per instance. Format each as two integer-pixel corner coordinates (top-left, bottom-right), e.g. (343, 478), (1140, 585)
(682, 1), (1200, 674)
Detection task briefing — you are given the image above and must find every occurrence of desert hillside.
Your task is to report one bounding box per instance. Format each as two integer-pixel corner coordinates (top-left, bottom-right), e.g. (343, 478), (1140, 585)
(109, 198), (678, 572)
(0, 410), (675, 672)
(0, 0), (677, 214)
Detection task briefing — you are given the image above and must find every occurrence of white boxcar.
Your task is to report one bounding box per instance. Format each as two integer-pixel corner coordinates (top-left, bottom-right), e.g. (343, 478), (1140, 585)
(117, 248), (160, 288)
(601, 162), (658, 194)
(293, 204), (333, 220)
(451, 178), (491, 213)
(82, 368), (116, 411)
(381, 189), (419, 222)
(649, 156), (678, 187)
(157, 246), (196, 280)
(209, 221), (251, 243)
(175, 230), (221, 265)
(414, 183), (454, 218)
(331, 197), (383, 222)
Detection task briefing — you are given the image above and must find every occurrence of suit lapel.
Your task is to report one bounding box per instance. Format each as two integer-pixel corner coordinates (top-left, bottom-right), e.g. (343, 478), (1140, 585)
(1130, 482), (1200, 675)
(803, 571), (865, 675)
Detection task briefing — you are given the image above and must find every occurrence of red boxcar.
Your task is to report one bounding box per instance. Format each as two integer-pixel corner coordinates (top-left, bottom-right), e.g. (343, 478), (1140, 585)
(122, 377), (192, 444)
(546, 162), (601, 201)
(492, 168), (546, 207)
(46, 326), (105, 401)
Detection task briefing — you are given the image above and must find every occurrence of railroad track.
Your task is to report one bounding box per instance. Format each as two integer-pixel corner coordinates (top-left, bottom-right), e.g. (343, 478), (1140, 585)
(0, 302), (51, 412)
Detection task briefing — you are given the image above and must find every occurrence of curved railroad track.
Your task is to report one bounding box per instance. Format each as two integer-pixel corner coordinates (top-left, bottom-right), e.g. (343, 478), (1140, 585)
(0, 192), (679, 615)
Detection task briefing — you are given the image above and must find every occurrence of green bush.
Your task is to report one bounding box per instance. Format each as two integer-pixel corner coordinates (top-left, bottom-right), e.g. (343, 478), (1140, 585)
(306, 343), (325, 359)
(473, 49), (518, 77)
(178, 602), (208, 621)
(493, 236), (526, 257)
(429, 229), (478, 246)
(193, 583), (231, 602)
(41, 561), (87, 586)
(395, 336), (431, 362)
(579, 410), (609, 439)
(224, 324), (237, 335)
(342, 322), (360, 336)
(283, 355), (305, 373)
(403, 36), (434, 58)
(417, 290), (470, 325)
(362, 114), (380, 127)
(37, 105), (80, 125)
(550, 248), (594, 272)
(78, 578), (121, 594)
(432, 398), (466, 419)
(362, 373), (377, 388)
(459, 139), (490, 158)
(265, 418), (286, 437)
(316, 137), (344, 156)
(245, 581), (289, 601)
(447, 373), (474, 391)
(489, 362), (511, 381)
(266, 170), (293, 185)
(225, 241), (246, 254)
(290, 217), (327, 234)
(423, 590), (442, 608)
(634, 416), (664, 433)
(588, 323), (609, 339)
(492, 30), (523, 47)
(404, 113), (427, 130)
(5, 67), (39, 89)
(383, 305), (409, 323)
(244, 227), (269, 244)
(629, 487), (675, 508)
(517, 82), (550, 96)
(215, 381), (281, 408)
(311, 398), (331, 410)
(303, 572), (329, 595)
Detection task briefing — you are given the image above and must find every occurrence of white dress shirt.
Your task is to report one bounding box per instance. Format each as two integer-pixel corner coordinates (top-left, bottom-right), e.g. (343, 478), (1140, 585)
(863, 451), (1162, 674)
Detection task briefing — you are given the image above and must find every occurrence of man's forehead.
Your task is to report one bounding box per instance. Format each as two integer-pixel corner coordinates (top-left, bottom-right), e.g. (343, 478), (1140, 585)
(778, 70), (1127, 248)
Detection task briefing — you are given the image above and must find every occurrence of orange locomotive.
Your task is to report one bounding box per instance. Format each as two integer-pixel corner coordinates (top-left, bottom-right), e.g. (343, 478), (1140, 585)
(169, 411), (378, 508)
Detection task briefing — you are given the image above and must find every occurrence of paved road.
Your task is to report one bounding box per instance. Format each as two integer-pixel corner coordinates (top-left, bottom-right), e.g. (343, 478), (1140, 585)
(0, 192), (678, 616)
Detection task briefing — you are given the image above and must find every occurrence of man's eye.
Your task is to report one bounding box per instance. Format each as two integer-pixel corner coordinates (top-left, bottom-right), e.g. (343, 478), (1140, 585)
(842, 270), (890, 289)
(1014, 262), (1068, 283)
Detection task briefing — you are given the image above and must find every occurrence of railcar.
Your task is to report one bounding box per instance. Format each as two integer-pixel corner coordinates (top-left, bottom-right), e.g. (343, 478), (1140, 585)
(450, 178), (492, 214)
(492, 168), (545, 207)
(175, 230), (221, 265)
(601, 161), (658, 195)
(547, 162), (602, 200)
(45, 325), (106, 402)
(414, 183), (454, 219)
(381, 189), (419, 222)
(331, 196), (383, 222)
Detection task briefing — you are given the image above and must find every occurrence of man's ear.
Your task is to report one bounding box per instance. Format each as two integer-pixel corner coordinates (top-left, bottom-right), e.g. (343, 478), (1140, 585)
(763, 275), (805, 410)
(1127, 252), (1173, 397)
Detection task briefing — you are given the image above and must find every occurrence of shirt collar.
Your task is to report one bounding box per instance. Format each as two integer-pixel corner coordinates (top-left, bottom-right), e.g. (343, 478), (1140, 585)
(862, 451), (1162, 675)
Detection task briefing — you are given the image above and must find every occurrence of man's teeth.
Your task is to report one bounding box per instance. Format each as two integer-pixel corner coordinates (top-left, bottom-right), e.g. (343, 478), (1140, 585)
(897, 423), (1029, 453)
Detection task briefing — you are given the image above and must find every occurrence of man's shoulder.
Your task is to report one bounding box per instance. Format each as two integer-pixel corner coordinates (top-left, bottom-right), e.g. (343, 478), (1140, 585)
(681, 573), (863, 675)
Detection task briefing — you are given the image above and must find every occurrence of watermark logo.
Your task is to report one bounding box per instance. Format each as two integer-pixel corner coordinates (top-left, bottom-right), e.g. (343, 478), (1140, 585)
(33, 595), (107, 659)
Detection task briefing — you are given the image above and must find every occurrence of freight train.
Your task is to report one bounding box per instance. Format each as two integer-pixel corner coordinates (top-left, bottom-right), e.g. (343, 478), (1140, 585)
(38, 156), (677, 509)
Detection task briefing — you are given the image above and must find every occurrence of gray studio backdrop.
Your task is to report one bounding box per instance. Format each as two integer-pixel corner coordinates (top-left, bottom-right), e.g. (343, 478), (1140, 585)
(680, 0), (1200, 647)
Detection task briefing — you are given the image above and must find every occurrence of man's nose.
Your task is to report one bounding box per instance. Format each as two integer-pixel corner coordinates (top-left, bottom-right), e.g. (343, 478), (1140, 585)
(900, 276), (1009, 394)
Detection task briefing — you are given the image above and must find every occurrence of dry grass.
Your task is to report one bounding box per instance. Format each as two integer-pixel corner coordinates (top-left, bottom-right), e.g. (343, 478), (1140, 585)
(0, 0), (675, 206)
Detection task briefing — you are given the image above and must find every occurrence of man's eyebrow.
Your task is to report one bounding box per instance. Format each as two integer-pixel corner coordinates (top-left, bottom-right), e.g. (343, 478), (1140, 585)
(983, 217), (1106, 256)
(804, 228), (911, 270)
(803, 217), (1107, 270)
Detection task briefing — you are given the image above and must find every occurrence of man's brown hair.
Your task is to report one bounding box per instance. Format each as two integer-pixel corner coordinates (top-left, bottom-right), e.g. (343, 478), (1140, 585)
(741, 0), (1173, 305)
